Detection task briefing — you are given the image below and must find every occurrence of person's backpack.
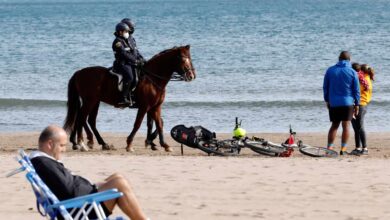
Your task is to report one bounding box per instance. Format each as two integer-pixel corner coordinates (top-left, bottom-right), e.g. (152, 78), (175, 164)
(170, 125), (216, 148)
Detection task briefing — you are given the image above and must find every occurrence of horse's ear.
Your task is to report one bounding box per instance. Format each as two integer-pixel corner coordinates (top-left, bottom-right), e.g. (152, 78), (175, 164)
(185, 44), (190, 49)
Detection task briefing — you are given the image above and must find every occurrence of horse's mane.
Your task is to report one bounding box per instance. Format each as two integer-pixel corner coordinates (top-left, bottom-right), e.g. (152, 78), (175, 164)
(148, 46), (180, 62)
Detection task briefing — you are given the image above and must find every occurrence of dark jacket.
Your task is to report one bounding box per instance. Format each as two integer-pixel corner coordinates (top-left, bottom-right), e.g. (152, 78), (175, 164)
(112, 36), (142, 67)
(30, 153), (95, 201)
(127, 37), (144, 61)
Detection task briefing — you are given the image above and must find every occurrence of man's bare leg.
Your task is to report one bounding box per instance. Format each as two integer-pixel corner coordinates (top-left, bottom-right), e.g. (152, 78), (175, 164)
(327, 121), (340, 148)
(340, 120), (350, 152)
(97, 173), (147, 220)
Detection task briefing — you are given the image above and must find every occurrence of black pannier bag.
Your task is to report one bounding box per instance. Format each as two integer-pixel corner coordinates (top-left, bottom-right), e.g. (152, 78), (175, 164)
(170, 125), (216, 148)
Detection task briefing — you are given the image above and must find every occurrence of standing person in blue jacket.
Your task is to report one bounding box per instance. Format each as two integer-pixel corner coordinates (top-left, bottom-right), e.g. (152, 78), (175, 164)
(323, 51), (360, 155)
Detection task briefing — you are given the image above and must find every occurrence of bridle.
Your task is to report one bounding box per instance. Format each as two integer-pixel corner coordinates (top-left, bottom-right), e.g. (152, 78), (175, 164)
(172, 55), (195, 81)
(141, 54), (195, 90)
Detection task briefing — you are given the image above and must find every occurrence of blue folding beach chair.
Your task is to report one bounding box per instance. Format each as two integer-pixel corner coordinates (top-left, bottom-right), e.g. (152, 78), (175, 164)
(7, 149), (126, 220)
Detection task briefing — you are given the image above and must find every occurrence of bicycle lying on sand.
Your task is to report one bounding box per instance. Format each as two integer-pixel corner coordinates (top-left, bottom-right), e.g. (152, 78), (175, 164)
(244, 125), (338, 158)
(171, 118), (338, 158)
(170, 124), (242, 156)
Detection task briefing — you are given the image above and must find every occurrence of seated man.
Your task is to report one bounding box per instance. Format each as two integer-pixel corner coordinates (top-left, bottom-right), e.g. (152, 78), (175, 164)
(30, 125), (148, 220)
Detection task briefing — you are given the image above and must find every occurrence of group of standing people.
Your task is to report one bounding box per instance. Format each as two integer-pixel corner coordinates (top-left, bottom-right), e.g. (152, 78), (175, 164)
(323, 51), (374, 156)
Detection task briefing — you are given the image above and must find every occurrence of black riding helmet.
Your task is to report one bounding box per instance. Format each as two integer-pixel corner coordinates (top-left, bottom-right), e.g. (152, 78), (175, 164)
(115, 22), (130, 34)
(121, 18), (135, 34)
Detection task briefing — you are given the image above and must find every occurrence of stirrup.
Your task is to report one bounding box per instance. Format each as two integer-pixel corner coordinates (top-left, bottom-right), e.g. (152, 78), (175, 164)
(118, 97), (131, 106)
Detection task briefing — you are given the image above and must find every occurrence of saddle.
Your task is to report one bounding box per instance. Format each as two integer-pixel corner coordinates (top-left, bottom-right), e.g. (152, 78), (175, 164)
(108, 67), (141, 92)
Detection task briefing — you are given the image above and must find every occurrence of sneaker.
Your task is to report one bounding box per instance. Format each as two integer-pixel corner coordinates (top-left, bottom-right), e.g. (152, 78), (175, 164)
(361, 148), (368, 155)
(350, 149), (362, 156)
(339, 150), (349, 156)
(327, 146), (334, 150)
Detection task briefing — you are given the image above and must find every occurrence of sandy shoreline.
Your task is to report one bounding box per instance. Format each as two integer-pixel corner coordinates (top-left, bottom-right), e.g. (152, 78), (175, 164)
(1, 132), (390, 219)
(1, 131), (390, 157)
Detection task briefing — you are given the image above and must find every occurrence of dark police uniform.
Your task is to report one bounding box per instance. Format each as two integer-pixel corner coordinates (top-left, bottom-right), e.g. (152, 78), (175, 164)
(127, 37), (144, 62)
(112, 36), (142, 89)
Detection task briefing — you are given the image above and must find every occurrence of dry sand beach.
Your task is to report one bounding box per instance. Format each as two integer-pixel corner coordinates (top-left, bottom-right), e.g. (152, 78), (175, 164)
(1, 132), (390, 220)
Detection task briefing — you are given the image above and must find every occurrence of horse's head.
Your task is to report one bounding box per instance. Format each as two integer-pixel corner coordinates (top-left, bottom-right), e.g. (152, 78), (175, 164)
(175, 45), (196, 82)
(145, 45), (196, 82)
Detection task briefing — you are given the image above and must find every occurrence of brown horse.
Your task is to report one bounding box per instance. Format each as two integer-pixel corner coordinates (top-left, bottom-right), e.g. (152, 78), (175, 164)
(63, 45), (196, 152)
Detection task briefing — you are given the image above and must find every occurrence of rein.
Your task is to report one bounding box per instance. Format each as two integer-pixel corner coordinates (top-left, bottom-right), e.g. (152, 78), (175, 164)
(143, 73), (165, 91)
(141, 67), (182, 82)
(140, 67), (179, 91)
(140, 65), (187, 91)
(139, 53), (194, 91)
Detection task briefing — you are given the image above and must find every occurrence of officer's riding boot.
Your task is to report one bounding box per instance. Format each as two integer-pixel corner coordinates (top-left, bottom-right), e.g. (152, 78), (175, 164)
(118, 82), (132, 106)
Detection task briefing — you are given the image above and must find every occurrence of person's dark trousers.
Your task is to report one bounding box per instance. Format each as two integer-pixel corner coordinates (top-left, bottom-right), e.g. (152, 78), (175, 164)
(120, 65), (134, 88)
(118, 65), (134, 104)
(351, 105), (368, 148)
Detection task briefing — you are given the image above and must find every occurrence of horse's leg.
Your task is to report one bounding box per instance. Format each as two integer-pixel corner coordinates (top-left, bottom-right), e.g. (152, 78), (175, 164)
(71, 112), (83, 150)
(150, 106), (172, 152)
(87, 102), (112, 150)
(70, 111), (86, 150)
(77, 124), (84, 145)
(86, 102), (98, 149)
(126, 108), (147, 152)
(145, 113), (158, 150)
(75, 116), (88, 152)
(76, 100), (97, 152)
(83, 123), (94, 149)
(70, 128), (78, 150)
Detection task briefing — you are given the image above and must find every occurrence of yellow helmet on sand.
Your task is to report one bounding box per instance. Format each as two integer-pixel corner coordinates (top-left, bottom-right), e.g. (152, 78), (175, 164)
(233, 127), (246, 138)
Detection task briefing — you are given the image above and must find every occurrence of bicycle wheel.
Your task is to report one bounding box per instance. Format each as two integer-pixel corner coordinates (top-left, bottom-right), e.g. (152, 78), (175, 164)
(244, 139), (287, 156)
(299, 144), (338, 158)
(197, 139), (240, 156)
(218, 139), (242, 155)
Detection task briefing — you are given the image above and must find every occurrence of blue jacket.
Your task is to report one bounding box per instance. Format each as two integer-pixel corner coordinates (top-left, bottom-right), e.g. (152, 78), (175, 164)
(323, 60), (360, 107)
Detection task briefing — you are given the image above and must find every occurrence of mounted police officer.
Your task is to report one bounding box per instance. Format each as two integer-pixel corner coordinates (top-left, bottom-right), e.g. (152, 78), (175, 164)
(112, 19), (144, 106)
(121, 18), (145, 65)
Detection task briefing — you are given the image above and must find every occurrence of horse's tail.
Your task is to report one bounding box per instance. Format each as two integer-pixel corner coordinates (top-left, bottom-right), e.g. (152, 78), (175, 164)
(63, 72), (80, 133)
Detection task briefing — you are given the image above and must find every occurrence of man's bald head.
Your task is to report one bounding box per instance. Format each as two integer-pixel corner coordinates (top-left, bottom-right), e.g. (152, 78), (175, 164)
(38, 125), (67, 148)
(38, 125), (68, 160)
(339, 51), (351, 61)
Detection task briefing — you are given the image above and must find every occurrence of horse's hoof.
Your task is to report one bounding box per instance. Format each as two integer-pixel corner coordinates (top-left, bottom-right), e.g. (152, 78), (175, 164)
(161, 143), (172, 152)
(126, 147), (135, 152)
(87, 141), (94, 149)
(102, 144), (111, 151)
(144, 140), (149, 148)
(164, 146), (173, 152)
(146, 140), (158, 151)
(79, 143), (89, 152)
(145, 140), (157, 148)
(72, 145), (79, 150)
(103, 144), (116, 151)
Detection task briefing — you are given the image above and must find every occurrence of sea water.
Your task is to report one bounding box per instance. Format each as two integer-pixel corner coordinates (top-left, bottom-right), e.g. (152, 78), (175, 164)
(0, 0), (389, 133)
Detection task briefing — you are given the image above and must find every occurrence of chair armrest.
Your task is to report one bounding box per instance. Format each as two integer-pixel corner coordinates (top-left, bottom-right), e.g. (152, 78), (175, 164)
(48, 189), (123, 209)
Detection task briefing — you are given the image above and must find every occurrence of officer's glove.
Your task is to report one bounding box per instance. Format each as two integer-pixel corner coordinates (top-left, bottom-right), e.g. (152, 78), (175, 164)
(136, 59), (145, 68)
